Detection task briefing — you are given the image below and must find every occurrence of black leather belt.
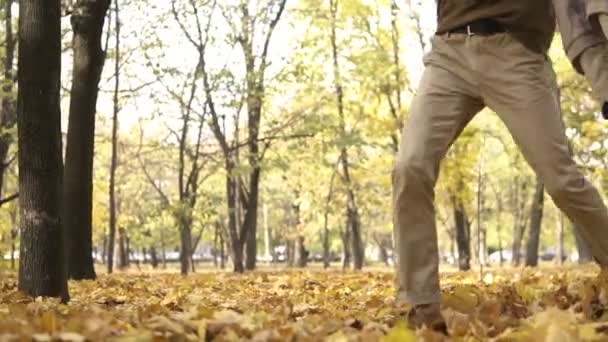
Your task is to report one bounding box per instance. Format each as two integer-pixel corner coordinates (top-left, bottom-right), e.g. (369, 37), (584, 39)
(449, 19), (506, 36)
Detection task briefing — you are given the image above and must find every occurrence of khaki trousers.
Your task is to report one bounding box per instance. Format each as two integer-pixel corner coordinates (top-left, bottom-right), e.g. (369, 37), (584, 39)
(392, 32), (608, 305)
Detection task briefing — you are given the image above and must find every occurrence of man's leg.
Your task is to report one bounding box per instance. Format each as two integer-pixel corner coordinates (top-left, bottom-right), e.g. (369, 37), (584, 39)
(482, 34), (608, 266)
(579, 42), (608, 116)
(393, 36), (484, 307)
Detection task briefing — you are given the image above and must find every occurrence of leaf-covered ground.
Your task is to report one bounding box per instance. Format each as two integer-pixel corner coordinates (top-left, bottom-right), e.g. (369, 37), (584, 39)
(3, 265), (608, 341)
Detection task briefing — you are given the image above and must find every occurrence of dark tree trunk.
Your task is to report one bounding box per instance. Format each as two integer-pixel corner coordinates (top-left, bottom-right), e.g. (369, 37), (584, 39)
(512, 180), (528, 266)
(10, 228), (17, 270)
(574, 225), (593, 263)
(107, 0), (120, 274)
(244, 168), (260, 270)
(160, 227), (167, 268)
(220, 229), (225, 269)
(525, 180), (544, 267)
(453, 198), (470, 271)
(329, 0), (363, 270)
(0, 0), (16, 200)
(117, 227), (127, 269)
(150, 246), (158, 268)
(286, 239), (294, 267)
(17, 0), (68, 301)
(342, 227), (351, 270)
(101, 235), (107, 264)
(178, 213), (192, 275)
(226, 169), (244, 273)
(142, 247), (147, 264)
(557, 213), (565, 265)
(62, 0), (109, 281)
(295, 236), (308, 268)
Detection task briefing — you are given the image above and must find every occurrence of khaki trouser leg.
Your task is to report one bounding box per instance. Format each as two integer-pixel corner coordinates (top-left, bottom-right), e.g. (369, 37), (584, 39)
(481, 34), (608, 266)
(393, 35), (484, 305)
(580, 42), (608, 106)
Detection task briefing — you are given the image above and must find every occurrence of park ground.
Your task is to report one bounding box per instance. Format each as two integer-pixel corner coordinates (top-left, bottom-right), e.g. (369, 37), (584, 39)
(3, 264), (608, 341)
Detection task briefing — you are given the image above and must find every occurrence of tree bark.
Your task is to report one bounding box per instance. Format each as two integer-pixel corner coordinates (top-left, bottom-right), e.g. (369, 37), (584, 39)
(342, 227), (351, 270)
(17, 0), (68, 301)
(63, 0), (110, 281)
(574, 225), (593, 263)
(0, 0), (16, 201)
(330, 0), (364, 270)
(178, 213), (193, 275)
(117, 227), (127, 269)
(512, 180), (528, 266)
(453, 199), (471, 271)
(295, 236), (308, 267)
(525, 179), (544, 267)
(107, 0), (120, 274)
(557, 212), (565, 265)
(150, 246), (158, 268)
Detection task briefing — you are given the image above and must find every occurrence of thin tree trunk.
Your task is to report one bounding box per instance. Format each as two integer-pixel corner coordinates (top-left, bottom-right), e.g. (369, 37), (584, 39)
(220, 229), (225, 269)
(178, 214), (192, 275)
(342, 227), (351, 270)
(17, 0), (68, 301)
(226, 169), (244, 273)
(244, 168), (260, 270)
(557, 212), (565, 265)
(330, 0), (364, 270)
(160, 226), (167, 268)
(0, 0), (16, 200)
(574, 225), (593, 263)
(63, 0), (110, 281)
(263, 202), (271, 262)
(107, 0), (120, 274)
(150, 246), (158, 268)
(117, 227), (127, 269)
(295, 236), (308, 267)
(525, 179), (544, 267)
(453, 199), (471, 271)
(512, 180), (528, 266)
(10, 228), (17, 270)
(323, 168), (337, 268)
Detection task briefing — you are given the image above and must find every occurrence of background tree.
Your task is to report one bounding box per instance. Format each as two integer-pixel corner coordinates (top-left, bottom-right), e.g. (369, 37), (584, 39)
(17, 0), (68, 300)
(62, 0), (111, 280)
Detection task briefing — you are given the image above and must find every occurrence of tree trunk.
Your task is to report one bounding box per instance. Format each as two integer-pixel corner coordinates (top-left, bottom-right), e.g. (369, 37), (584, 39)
(10, 228), (17, 270)
(244, 168), (260, 270)
(329, 0), (363, 270)
(117, 228), (127, 269)
(226, 167), (244, 273)
(453, 198), (470, 271)
(17, 0), (68, 301)
(150, 246), (158, 268)
(62, 0), (110, 281)
(574, 225), (593, 263)
(0, 0), (16, 201)
(557, 212), (565, 265)
(263, 202), (272, 262)
(160, 226), (167, 268)
(178, 213), (192, 275)
(107, 0), (120, 275)
(512, 180), (528, 266)
(219, 230), (225, 269)
(101, 235), (107, 264)
(295, 236), (308, 268)
(525, 180), (544, 267)
(342, 227), (351, 270)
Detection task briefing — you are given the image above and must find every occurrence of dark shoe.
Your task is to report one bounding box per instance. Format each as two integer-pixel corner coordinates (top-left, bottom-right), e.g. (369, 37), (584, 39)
(407, 303), (449, 335)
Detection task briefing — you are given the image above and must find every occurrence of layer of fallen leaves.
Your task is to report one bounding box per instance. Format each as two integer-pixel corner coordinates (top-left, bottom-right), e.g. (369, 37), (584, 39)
(3, 265), (608, 341)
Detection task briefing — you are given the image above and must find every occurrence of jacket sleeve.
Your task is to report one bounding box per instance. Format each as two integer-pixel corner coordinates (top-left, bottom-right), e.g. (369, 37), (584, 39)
(587, 0), (608, 18)
(555, 0), (605, 73)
